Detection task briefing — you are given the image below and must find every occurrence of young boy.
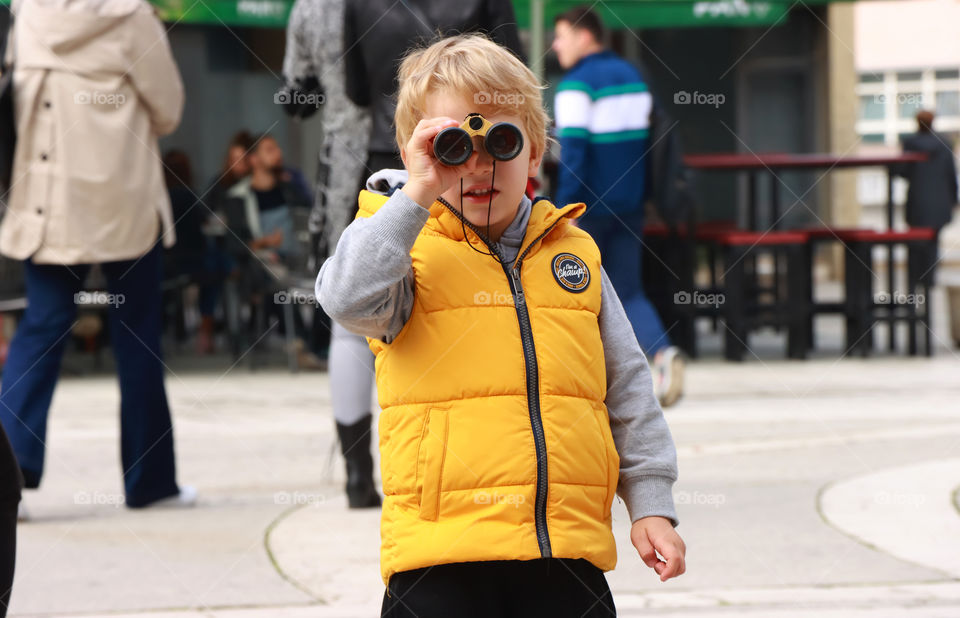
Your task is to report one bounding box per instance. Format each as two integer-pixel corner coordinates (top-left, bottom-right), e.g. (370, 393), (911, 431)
(317, 34), (685, 617)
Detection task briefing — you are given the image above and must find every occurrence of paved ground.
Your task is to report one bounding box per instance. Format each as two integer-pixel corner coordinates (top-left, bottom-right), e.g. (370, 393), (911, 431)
(5, 307), (960, 617)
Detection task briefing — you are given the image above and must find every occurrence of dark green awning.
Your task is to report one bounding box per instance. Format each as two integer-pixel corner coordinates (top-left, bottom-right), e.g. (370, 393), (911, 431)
(514, 0), (852, 30)
(0, 0), (852, 29)
(0, 0), (295, 28)
(150, 0), (293, 28)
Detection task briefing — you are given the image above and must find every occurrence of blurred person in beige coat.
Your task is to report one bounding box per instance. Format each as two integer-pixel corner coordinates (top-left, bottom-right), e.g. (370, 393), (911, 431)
(0, 0), (196, 520)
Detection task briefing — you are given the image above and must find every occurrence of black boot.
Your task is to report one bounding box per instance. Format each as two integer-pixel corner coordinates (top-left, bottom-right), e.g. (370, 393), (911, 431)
(334, 414), (382, 509)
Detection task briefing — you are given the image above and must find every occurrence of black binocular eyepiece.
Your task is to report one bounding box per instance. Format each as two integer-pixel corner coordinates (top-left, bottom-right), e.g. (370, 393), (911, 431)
(433, 113), (524, 166)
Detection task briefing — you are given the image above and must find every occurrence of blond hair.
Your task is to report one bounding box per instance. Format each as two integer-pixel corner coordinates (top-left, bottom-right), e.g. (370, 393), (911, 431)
(394, 34), (550, 160)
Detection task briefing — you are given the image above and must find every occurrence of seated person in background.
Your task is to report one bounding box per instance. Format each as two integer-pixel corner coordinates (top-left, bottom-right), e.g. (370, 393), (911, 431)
(163, 150), (207, 274)
(162, 149), (233, 354)
(225, 133), (311, 262)
(207, 130), (255, 214)
(224, 134), (321, 368)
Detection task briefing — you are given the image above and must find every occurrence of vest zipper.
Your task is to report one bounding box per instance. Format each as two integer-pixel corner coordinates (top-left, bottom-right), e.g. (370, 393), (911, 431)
(436, 197), (562, 558)
(504, 260), (551, 557)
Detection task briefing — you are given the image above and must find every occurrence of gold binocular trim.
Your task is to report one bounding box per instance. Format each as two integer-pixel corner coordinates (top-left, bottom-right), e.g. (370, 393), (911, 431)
(433, 113), (524, 166)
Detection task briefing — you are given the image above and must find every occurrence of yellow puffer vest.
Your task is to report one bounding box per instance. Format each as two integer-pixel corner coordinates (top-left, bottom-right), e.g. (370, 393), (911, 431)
(357, 190), (620, 584)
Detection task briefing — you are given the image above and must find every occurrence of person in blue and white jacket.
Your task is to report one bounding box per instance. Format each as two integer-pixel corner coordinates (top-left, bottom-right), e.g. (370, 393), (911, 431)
(551, 5), (685, 407)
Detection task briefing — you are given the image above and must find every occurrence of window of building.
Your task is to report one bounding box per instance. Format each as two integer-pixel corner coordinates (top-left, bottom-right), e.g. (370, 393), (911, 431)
(936, 91), (960, 117)
(859, 94), (885, 121)
(898, 92), (923, 119)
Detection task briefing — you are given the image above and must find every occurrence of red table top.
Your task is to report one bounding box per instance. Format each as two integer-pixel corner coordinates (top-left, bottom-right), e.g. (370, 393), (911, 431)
(684, 152), (927, 170)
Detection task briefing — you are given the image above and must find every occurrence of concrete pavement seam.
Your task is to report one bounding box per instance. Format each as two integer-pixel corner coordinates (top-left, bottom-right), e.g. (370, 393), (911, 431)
(815, 471), (959, 581)
(263, 504), (328, 605)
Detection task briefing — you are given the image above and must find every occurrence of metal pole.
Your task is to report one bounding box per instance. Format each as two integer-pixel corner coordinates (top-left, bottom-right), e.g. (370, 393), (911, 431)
(531, 0), (545, 81)
(886, 166), (896, 351)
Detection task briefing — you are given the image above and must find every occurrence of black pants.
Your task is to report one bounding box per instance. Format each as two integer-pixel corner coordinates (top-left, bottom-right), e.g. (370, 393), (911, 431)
(358, 151), (403, 198)
(0, 422), (22, 617)
(381, 558), (616, 618)
(365, 151), (404, 181)
(909, 227), (942, 286)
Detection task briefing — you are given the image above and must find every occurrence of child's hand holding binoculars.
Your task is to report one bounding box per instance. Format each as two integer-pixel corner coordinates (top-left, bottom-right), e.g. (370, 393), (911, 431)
(401, 117), (465, 209)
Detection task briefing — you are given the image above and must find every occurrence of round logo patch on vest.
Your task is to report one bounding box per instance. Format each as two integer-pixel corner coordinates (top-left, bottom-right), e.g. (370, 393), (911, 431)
(551, 253), (590, 293)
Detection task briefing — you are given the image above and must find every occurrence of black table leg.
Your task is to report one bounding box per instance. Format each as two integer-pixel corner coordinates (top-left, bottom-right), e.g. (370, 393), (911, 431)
(845, 241), (873, 357)
(785, 244), (809, 359)
(723, 245), (747, 362)
(804, 239), (816, 350)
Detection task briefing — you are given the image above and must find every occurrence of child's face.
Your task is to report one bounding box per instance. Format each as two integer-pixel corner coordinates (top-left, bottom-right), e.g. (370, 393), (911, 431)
(423, 90), (543, 242)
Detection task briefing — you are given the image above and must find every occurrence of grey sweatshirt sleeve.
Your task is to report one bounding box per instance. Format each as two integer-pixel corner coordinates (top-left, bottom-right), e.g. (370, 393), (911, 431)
(315, 189), (428, 341)
(598, 267), (680, 527)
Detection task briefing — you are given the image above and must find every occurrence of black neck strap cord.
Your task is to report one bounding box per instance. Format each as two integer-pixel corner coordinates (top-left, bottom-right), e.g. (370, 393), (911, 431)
(457, 160), (502, 263)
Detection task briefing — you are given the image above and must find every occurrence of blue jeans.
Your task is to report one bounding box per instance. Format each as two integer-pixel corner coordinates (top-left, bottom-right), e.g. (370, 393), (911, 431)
(0, 245), (179, 507)
(259, 206), (295, 256)
(578, 212), (671, 357)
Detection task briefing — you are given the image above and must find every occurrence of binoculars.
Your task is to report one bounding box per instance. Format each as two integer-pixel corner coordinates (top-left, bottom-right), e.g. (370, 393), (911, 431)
(432, 113), (524, 166)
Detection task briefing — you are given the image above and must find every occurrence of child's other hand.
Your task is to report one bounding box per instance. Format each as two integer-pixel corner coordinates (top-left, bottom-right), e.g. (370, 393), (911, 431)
(400, 117), (464, 208)
(630, 516), (686, 582)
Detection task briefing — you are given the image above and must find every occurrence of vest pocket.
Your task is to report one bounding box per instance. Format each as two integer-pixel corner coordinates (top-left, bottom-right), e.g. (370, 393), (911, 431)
(594, 405), (621, 517)
(415, 406), (449, 521)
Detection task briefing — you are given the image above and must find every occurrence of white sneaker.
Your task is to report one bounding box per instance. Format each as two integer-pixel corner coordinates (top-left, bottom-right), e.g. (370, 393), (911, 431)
(17, 501), (28, 522)
(145, 485), (197, 509)
(653, 346), (685, 408)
